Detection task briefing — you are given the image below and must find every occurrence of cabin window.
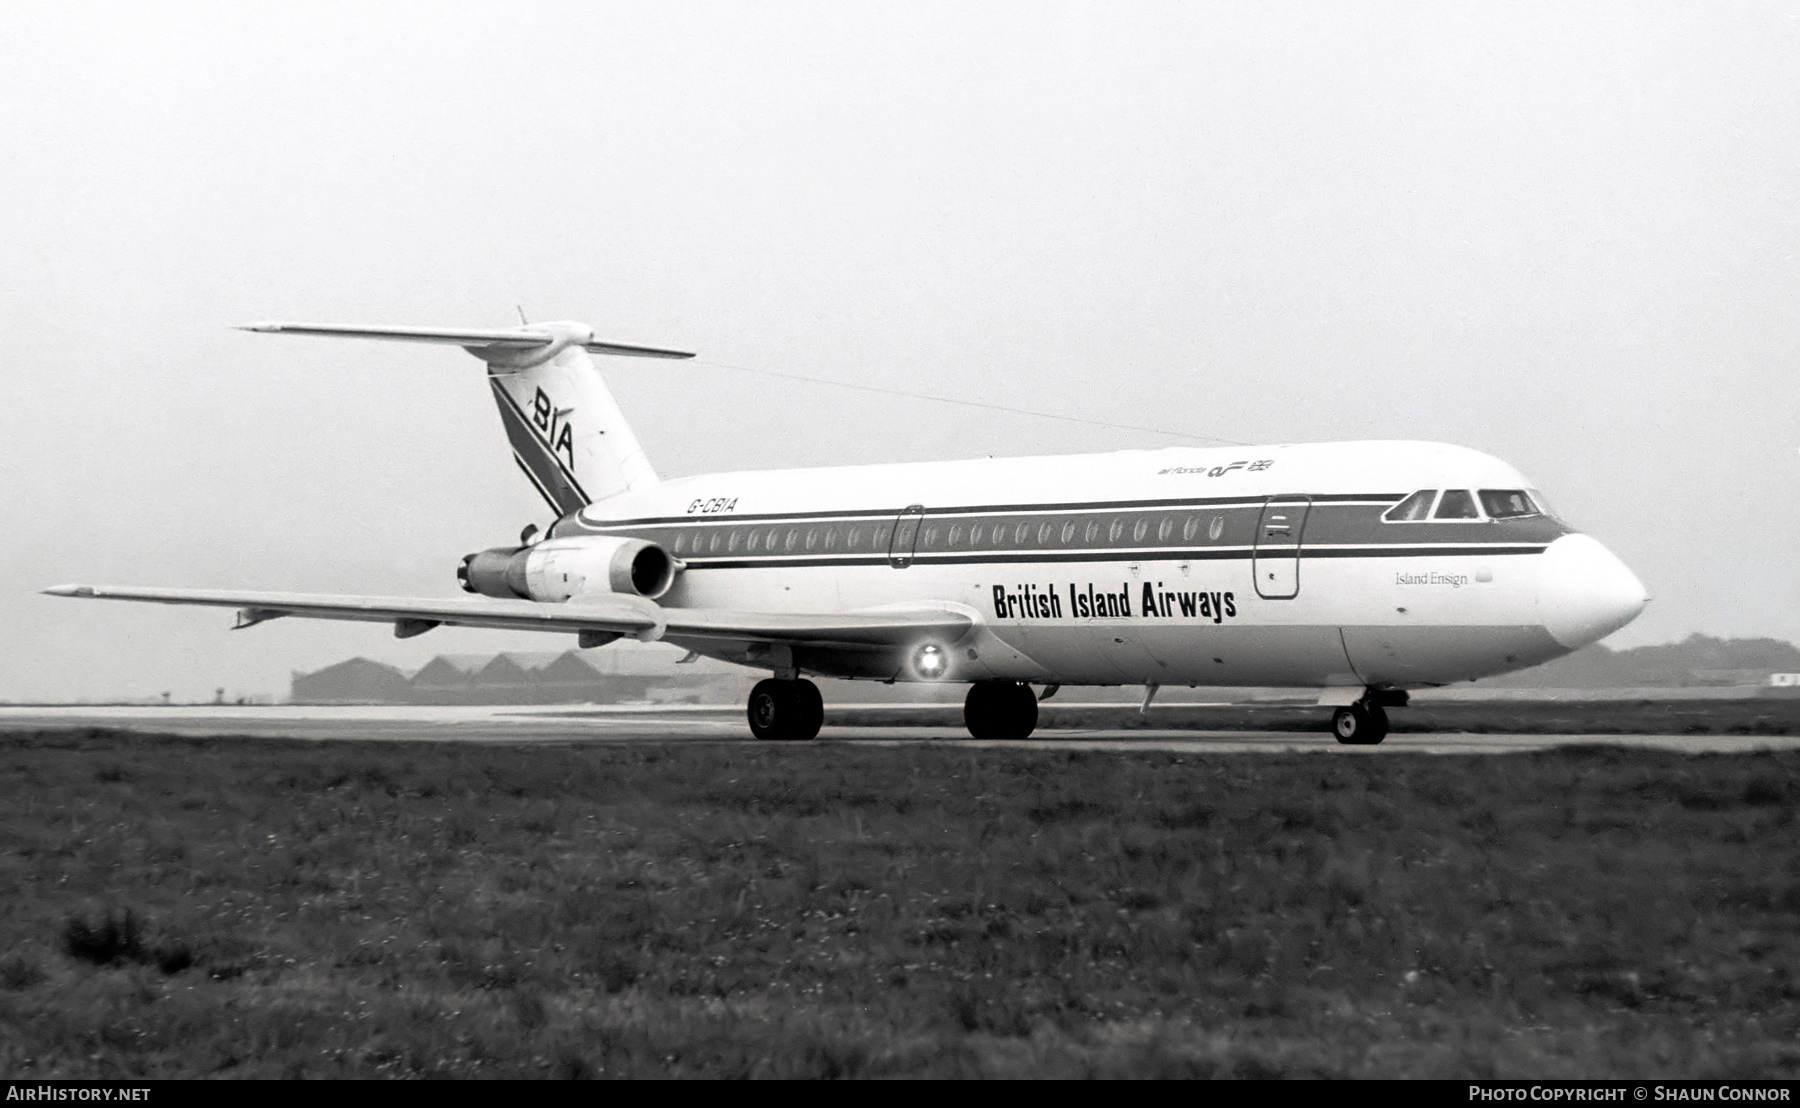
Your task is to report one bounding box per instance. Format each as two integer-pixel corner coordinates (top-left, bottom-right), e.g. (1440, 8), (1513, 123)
(1059, 520), (1076, 544)
(728, 530), (743, 553)
(1208, 515), (1224, 541)
(921, 524), (941, 549)
(1107, 518), (1125, 544)
(1182, 515), (1201, 542)
(1014, 521), (1033, 545)
(779, 528), (794, 551)
(1036, 520), (1054, 545)
(845, 526), (864, 551)
(1131, 517), (1150, 544)
(708, 531), (723, 554)
(1157, 516), (1176, 544)
(970, 523), (986, 547)
(1083, 519), (1101, 544)
(1479, 489), (1540, 519)
(673, 532), (690, 556)
(948, 523), (964, 547)
(1433, 489), (1481, 520)
(824, 526), (839, 551)
(1383, 490), (1437, 523)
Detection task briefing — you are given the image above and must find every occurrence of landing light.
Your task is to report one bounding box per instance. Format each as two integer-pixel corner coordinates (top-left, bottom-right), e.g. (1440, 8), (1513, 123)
(912, 642), (948, 680)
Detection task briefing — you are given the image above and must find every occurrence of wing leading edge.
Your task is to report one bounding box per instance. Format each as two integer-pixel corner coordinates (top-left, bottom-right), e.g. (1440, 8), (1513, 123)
(41, 585), (971, 651)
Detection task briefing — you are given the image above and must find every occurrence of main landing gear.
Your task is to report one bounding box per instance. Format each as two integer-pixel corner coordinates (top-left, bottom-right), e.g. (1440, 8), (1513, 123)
(1331, 689), (1407, 746)
(748, 678), (824, 741)
(748, 678), (1041, 743)
(964, 681), (1038, 741)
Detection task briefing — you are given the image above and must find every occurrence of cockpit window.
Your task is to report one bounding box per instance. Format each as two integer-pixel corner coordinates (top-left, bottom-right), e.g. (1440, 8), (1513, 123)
(1479, 489), (1540, 519)
(1434, 489), (1480, 519)
(1383, 490), (1436, 522)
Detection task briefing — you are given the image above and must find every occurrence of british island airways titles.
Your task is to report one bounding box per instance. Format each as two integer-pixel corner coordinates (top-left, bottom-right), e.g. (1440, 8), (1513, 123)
(994, 582), (1238, 624)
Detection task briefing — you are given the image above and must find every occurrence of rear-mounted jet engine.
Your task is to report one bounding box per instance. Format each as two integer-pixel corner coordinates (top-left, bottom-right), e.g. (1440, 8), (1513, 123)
(458, 536), (678, 602)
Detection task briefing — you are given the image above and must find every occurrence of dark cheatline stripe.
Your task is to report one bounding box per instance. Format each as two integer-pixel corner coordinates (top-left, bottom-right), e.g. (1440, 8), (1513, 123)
(489, 378), (590, 512)
(673, 544), (1548, 571)
(588, 491), (1410, 528)
(1303, 545), (1548, 559)
(511, 452), (563, 514)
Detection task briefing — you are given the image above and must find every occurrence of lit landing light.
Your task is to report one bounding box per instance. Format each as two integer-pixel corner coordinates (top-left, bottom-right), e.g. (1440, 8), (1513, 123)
(912, 642), (949, 680)
(1538, 534), (1650, 650)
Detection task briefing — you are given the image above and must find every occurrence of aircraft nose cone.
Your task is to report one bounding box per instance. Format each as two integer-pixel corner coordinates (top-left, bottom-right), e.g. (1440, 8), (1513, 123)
(1538, 534), (1649, 650)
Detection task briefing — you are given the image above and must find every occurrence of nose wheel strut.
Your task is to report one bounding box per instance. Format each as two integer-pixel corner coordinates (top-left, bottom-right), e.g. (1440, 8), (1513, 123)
(1332, 689), (1405, 746)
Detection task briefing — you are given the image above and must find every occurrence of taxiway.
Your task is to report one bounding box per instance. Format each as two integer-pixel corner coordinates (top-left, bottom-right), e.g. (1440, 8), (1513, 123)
(1, 704), (1796, 755)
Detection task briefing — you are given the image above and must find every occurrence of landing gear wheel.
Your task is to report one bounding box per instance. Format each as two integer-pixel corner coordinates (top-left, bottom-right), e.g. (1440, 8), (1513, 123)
(963, 681), (1039, 741)
(792, 679), (823, 738)
(748, 678), (824, 741)
(1332, 703), (1389, 746)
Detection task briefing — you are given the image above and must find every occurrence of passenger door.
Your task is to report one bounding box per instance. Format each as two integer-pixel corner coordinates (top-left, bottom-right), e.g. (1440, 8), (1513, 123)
(887, 504), (925, 568)
(1253, 496), (1310, 599)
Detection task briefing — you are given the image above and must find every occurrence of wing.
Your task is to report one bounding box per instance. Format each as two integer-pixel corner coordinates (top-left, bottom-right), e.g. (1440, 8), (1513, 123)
(41, 585), (970, 651)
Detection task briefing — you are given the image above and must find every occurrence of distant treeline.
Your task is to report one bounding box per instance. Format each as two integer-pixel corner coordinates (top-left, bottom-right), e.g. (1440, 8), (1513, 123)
(1481, 634), (1800, 688)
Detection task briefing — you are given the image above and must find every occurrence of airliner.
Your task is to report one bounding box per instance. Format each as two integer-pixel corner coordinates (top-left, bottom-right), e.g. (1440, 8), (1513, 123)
(46, 320), (1648, 744)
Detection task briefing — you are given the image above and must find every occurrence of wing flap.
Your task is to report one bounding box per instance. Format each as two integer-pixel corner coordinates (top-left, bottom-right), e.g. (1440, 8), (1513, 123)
(662, 607), (970, 648)
(43, 586), (971, 650)
(43, 586), (664, 637)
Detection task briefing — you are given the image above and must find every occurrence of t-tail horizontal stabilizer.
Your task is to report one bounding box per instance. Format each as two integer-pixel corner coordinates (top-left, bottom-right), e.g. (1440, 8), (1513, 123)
(235, 321), (694, 360)
(238, 319), (693, 514)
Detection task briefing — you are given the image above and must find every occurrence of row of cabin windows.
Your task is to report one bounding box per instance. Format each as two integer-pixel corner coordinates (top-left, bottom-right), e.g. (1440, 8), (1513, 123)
(1383, 488), (1543, 523)
(666, 511), (1234, 557)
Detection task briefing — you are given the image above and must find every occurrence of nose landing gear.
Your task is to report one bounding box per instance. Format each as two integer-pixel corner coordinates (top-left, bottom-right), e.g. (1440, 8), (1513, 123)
(1331, 688), (1407, 746)
(747, 678), (824, 741)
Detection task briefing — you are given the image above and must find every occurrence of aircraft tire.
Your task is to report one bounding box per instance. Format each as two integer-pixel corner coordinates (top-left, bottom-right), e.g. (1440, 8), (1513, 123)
(964, 681), (1038, 741)
(792, 678), (824, 740)
(748, 678), (823, 741)
(1331, 704), (1389, 746)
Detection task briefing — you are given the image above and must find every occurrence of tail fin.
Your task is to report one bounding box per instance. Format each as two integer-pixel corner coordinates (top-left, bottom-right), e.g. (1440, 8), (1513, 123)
(239, 321), (692, 514)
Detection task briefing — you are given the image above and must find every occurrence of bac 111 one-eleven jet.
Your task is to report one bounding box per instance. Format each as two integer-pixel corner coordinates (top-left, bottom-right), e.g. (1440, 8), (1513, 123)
(47, 321), (1649, 744)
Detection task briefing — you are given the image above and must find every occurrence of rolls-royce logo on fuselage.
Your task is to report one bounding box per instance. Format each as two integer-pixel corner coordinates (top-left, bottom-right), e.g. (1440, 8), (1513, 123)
(1158, 459), (1274, 477)
(994, 582), (1238, 623)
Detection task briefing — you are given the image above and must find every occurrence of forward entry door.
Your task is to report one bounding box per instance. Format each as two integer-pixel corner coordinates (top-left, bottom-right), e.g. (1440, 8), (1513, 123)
(1253, 496), (1310, 599)
(887, 504), (925, 568)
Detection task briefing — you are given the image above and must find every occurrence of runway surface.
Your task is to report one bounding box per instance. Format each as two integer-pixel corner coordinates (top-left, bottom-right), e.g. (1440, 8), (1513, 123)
(2, 703), (1797, 755)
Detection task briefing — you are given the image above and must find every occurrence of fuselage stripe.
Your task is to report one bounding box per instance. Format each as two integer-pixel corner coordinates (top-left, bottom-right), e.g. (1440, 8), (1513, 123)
(582, 491), (1410, 528)
(669, 545), (1550, 571)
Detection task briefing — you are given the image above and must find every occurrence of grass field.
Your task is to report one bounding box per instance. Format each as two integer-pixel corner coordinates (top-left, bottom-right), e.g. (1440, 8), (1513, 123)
(3, 728), (1799, 1078)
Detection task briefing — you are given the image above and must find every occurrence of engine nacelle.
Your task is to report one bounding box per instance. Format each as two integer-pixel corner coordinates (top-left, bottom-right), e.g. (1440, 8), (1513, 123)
(458, 536), (677, 602)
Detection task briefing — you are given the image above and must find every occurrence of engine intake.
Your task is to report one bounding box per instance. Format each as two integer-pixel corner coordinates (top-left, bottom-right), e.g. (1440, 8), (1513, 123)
(458, 536), (677, 602)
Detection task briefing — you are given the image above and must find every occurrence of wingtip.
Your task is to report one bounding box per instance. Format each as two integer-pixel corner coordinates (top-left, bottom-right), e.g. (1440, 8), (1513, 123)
(235, 321), (284, 333)
(42, 585), (95, 598)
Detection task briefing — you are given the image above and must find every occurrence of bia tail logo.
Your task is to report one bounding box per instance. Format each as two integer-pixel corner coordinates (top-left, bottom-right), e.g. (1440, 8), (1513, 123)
(531, 387), (578, 472)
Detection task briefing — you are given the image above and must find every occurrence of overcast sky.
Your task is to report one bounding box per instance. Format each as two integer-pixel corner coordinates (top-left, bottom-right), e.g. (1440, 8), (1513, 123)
(4, 1), (1796, 701)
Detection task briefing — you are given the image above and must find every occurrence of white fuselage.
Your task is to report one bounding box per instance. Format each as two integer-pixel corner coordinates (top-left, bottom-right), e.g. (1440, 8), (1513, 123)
(551, 439), (1648, 690)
